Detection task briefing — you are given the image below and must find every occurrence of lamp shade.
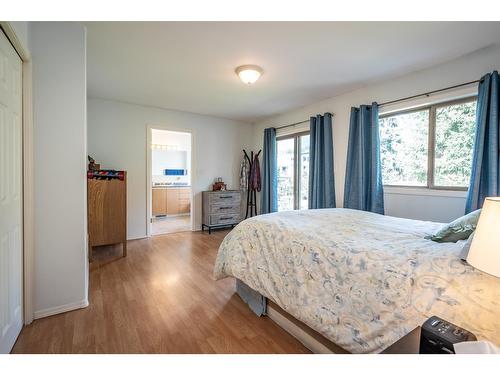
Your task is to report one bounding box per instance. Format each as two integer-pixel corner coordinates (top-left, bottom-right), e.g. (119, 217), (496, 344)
(467, 197), (500, 278)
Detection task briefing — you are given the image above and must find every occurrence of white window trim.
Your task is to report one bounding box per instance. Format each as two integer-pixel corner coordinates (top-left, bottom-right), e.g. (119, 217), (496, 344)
(384, 186), (467, 198)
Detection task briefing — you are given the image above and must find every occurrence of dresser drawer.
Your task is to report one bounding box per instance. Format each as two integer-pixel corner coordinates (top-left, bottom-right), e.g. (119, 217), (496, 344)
(209, 192), (241, 205)
(209, 203), (240, 215)
(209, 214), (240, 226)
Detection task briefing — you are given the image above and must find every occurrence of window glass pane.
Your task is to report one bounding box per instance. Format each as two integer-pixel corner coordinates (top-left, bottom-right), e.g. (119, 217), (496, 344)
(277, 138), (295, 211)
(299, 134), (310, 210)
(379, 109), (429, 186)
(434, 100), (476, 187)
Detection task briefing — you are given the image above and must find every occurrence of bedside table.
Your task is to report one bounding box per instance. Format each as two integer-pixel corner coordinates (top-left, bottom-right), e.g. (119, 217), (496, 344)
(381, 327), (421, 354)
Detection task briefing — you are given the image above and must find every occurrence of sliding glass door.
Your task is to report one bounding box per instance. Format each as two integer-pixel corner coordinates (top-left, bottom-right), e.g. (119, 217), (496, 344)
(277, 132), (310, 211)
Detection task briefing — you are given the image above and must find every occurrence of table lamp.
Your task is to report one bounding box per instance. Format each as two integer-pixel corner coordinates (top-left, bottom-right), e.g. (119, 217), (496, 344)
(467, 197), (500, 278)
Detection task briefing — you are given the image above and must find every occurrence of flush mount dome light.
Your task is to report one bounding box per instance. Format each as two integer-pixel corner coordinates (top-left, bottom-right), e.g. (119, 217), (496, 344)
(235, 65), (263, 85)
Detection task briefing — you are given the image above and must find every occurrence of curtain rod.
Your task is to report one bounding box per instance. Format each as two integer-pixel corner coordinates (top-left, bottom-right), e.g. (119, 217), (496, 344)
(378, 79), (481, 107)
(274, 112), (333, 130)
(273, 79), (481, 129)
(275, 119), (309, 130)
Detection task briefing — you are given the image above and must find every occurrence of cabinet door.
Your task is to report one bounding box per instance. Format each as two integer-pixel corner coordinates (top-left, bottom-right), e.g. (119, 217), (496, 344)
(178, 188), (191, 214)
(88, 179), (126, 245)
(166, 189), (180, 215)
(179, 199), (190, 214)
(152, 189), (167, 216)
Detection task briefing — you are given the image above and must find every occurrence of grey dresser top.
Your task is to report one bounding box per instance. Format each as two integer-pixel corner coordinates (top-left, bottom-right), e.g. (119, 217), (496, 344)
(203, 190), (241, 193)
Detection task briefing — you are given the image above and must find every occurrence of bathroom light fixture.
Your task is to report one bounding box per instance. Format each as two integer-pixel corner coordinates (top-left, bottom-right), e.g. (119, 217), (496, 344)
(151, 144), (180, 151)
(235, 65), (263, 85)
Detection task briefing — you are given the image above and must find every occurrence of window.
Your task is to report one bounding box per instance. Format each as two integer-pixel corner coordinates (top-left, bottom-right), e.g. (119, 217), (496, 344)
(379, 109), (429, 186)
(277, 132), (310, 211)
(277, 138), (295, 211)
(379, 97), (477, 190)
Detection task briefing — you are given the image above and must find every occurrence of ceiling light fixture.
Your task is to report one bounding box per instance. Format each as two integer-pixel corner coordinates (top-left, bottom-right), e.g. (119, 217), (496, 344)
(235, 65), (263, 85)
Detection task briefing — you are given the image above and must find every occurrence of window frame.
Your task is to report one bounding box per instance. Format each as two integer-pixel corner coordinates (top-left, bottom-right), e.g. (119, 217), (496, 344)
(277, 130), (310, 210)
(379, 96), (477, 191)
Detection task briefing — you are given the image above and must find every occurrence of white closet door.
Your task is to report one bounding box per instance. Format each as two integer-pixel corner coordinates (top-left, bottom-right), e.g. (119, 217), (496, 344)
(0, 29), (23, 354)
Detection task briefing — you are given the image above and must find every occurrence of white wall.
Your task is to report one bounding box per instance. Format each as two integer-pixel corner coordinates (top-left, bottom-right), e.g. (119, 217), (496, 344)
(152, 150), (187, 174)
(253, 44), (500, 223)
(31, 22), (88, 316)
(87, 98), (253, 238)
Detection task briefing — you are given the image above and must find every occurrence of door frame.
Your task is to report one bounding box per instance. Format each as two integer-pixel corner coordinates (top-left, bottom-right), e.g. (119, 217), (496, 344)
(146, 124), (196, 236)
(0, 22), (35, 326)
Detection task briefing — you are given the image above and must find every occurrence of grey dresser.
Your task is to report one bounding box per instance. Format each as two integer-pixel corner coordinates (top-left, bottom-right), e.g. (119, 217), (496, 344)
(202, 190), (241, 233)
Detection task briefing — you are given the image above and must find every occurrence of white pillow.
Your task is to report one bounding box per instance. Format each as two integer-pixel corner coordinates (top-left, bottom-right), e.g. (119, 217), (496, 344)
(459, 233), (474, 262)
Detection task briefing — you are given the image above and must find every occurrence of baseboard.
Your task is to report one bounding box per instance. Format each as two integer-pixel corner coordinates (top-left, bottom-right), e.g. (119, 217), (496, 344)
(153, 213), (190, 218)
(128, 235), (147, 241)
(34, 299), (89, 320)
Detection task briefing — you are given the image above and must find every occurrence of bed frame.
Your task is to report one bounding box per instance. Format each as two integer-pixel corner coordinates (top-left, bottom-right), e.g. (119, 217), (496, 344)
(235, 279), (348, 353)
(266, 300), (349, 354)
(236, 279), (422, 354)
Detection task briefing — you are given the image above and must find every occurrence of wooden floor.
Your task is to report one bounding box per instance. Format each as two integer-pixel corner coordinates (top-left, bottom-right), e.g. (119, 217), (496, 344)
(151, 215), (191, 235)
(12, 230), (310, 354)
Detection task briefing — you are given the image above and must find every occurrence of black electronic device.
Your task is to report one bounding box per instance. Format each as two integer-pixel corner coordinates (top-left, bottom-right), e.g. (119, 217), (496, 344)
(419, 316), (477, 354)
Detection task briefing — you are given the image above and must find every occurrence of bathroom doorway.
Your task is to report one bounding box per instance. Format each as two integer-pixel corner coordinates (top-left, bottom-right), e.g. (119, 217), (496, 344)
(147, 128), (193, 236)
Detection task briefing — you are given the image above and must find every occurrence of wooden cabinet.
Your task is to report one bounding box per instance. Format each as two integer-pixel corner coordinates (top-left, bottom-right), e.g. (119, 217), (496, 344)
(178, 188), (191, 213)
(88, 174), (127, 259)
(152, 188), (167, 216)
(166, 189), (179, 215)
(179, 190), (190, 214)
(152, 187), (191, 216)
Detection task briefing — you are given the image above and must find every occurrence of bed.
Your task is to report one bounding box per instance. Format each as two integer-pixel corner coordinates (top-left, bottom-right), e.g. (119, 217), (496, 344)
(213, 208), (500, 354)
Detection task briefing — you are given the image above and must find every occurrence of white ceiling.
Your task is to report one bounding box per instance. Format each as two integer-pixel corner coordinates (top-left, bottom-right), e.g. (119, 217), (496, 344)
(86, 22), (500, 123)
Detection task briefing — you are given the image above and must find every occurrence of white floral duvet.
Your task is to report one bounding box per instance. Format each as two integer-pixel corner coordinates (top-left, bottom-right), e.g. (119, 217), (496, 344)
(213, 208), (500, 353)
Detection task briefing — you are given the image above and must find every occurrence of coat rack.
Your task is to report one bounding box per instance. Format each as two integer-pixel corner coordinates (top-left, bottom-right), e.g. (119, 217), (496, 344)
(243, 149), (261, 218)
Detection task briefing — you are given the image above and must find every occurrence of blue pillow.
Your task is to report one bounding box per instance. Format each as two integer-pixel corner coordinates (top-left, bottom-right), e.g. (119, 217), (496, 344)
(428, 209), (481, 243)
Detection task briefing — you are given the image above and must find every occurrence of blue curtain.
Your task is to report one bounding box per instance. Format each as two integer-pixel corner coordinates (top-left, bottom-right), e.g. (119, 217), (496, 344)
(465, 71), (500, 213)
(260, 128), (278, 214)
(309, 113), (336, 209)
(343, 102), (384, 214)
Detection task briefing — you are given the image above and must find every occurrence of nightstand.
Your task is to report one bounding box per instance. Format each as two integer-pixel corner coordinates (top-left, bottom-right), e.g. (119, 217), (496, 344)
(381, 327), (421, 354)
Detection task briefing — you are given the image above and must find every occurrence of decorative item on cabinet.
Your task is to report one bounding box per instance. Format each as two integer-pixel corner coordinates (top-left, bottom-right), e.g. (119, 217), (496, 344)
(87, 166), (127, 261)
(212, 177), (227, 191)
(202, 190), (242, 234)
(88, 155), (100, 171)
